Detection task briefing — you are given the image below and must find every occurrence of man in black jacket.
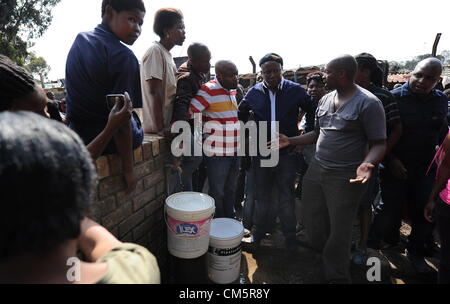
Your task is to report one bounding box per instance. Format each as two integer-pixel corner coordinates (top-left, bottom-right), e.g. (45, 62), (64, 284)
(171, 43), (211, 191)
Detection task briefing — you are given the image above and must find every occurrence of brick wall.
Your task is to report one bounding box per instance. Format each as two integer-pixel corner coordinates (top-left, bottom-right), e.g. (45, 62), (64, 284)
(89, 134), (170, 281)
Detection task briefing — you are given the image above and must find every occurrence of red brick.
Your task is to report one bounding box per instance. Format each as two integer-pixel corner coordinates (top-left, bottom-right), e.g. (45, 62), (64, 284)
(144, 196), (165, 218)
(152, 140), (160, 157)
(109, 226), (119, 238)
(133, 219), (153, 241)
(108, 154), (122, 175)
(118, 209), (145, 238)
(142, 142), (153, 160)
(116, 180), (144, 203)
(143, 169), (164, 189)
(156, 181), (165, 196)
(133, 187), (156, 211)
(135, 235), (149, 248)
(102, 201), (133, 230)
(98, 175), (126, 199)
(121, 231), (134, 243)
(134, 146), (143, 164)
(96, 156), (110, 179)
(134, 162), (151, 179)
(90, 196), (116, 218)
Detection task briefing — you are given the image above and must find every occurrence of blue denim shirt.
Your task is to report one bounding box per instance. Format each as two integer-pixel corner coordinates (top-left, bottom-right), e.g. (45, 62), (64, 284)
(390, 82), (448, 170)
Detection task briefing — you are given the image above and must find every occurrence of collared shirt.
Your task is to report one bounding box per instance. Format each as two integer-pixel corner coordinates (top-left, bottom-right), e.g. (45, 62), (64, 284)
(239, 78), (316, 155)
(390, 82), (448, 170)
(66, 23), (142, 124)
(368, 84), (401, 131)
(262, 79), (284, 141)
(315, 86), (387, 170)
(65, 23), (143, 150)
(190, 78), (240, 156)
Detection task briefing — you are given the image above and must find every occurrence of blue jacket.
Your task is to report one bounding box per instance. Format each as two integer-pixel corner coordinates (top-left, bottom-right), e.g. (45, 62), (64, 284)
(239, 79), (316, 152)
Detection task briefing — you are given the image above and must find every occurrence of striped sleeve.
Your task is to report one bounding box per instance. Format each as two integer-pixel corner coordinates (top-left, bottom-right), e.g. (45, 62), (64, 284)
(190, 85), (211, 113)
(375, 91), (401, 127)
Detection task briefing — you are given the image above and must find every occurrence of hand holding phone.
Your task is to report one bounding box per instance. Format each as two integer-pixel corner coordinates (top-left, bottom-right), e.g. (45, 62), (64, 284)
(106, 94), (125, 111)
(105, 92), (132, 131)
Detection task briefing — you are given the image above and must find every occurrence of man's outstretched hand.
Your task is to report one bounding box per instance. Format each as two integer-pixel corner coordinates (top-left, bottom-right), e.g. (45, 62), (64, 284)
(350, 162), (374, 184)
(268, 133), (290, 150)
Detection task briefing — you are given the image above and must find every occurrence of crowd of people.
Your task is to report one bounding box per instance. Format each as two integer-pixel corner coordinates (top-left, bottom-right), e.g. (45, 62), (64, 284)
(0, 0), (449, 284)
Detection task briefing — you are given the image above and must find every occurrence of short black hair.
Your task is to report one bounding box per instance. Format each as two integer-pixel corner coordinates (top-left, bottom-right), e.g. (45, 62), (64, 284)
(0, 55), (36, 111)
(187, 43), (210, 61)
(153, 8), (183, 39)
(0, 111), (96, 259)
(101, 0), (146, 17)
(306, 71), (326, 86)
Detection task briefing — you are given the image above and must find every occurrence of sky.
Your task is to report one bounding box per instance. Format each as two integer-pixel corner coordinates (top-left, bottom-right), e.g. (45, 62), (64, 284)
(31, 0), (450, 81)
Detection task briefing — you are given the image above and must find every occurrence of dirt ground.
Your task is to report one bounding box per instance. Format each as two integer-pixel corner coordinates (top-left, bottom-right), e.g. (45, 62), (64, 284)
(238, 221), (440, 284)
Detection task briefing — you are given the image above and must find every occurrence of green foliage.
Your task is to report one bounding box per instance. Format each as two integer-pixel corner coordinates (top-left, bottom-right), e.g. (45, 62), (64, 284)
(0, 0), (61, 64)
(25, 51), (50, 85)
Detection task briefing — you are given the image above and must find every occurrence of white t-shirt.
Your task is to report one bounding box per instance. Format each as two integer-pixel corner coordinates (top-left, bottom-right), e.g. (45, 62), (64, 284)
(140, 42), (177, 133)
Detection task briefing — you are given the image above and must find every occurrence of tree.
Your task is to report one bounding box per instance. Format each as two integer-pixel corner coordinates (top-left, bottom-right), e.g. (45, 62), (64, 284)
(25, 52), (50, 86)
(389, 53), (447, 74)
(440, 50), (450, 64)
(0, 0), (61, 65)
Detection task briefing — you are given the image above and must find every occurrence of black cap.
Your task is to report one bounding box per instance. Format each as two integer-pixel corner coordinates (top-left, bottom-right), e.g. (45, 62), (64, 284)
(355, 53), (380, 72)
(355, 53), (384, 86)
(259, 53), (283, 67)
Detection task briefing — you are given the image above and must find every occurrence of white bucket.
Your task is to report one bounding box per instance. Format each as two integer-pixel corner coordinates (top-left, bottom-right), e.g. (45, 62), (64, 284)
(165, 192), (215, 259)
(208, 218), (244, 284)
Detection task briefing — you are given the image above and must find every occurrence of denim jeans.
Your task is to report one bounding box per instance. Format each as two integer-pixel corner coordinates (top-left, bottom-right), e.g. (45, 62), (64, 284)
(205, 155), (240, 218)
(436, 198), (450, 283)
(253, 154), (299, 240)
(302, 159), (367, 282)
(243, 165), (256, 230)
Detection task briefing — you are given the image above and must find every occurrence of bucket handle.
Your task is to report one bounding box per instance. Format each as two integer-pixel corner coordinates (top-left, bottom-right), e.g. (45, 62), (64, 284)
(164, 205), (215, 234)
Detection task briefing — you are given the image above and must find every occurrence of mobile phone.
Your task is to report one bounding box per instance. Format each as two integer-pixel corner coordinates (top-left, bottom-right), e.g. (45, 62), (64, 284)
(106, 94), (125, 111)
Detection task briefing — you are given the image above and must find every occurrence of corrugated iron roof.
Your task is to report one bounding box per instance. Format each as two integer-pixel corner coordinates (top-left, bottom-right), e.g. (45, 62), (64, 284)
(388, 73), (410, 83)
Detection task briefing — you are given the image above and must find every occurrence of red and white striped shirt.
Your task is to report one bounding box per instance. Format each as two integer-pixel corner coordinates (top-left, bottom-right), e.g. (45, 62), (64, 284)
(190, 78), (240, 156)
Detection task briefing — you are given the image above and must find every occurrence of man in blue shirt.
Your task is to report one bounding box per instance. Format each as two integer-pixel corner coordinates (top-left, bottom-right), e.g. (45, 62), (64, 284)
(371, 58), (448, 274)
(65, 0), (145, 193)
(239, 53), (316, 251)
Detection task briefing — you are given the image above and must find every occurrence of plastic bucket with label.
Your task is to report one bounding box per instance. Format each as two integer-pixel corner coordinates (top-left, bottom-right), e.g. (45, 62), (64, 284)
(165, 192), (215, 259)
(208, 218), (244, 284)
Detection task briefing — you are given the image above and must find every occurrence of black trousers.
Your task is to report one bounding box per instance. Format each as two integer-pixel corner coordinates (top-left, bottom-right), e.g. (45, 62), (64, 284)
(371, 165), (435, 256)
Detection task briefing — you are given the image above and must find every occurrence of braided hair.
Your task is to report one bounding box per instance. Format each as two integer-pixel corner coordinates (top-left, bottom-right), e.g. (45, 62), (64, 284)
(0, 55), (36, 111)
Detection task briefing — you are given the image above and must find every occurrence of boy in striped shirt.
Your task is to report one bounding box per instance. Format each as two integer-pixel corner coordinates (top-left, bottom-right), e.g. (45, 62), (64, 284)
(190, 60), (240, 218)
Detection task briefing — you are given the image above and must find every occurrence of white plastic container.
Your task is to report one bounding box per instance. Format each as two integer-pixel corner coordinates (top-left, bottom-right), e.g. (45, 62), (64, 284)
(165, 192), (215, 259)
(208, 218), (244, 284)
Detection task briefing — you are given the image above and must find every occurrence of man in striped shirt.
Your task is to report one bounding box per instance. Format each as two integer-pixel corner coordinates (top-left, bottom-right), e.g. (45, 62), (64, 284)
(190, 60), (240, 218)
